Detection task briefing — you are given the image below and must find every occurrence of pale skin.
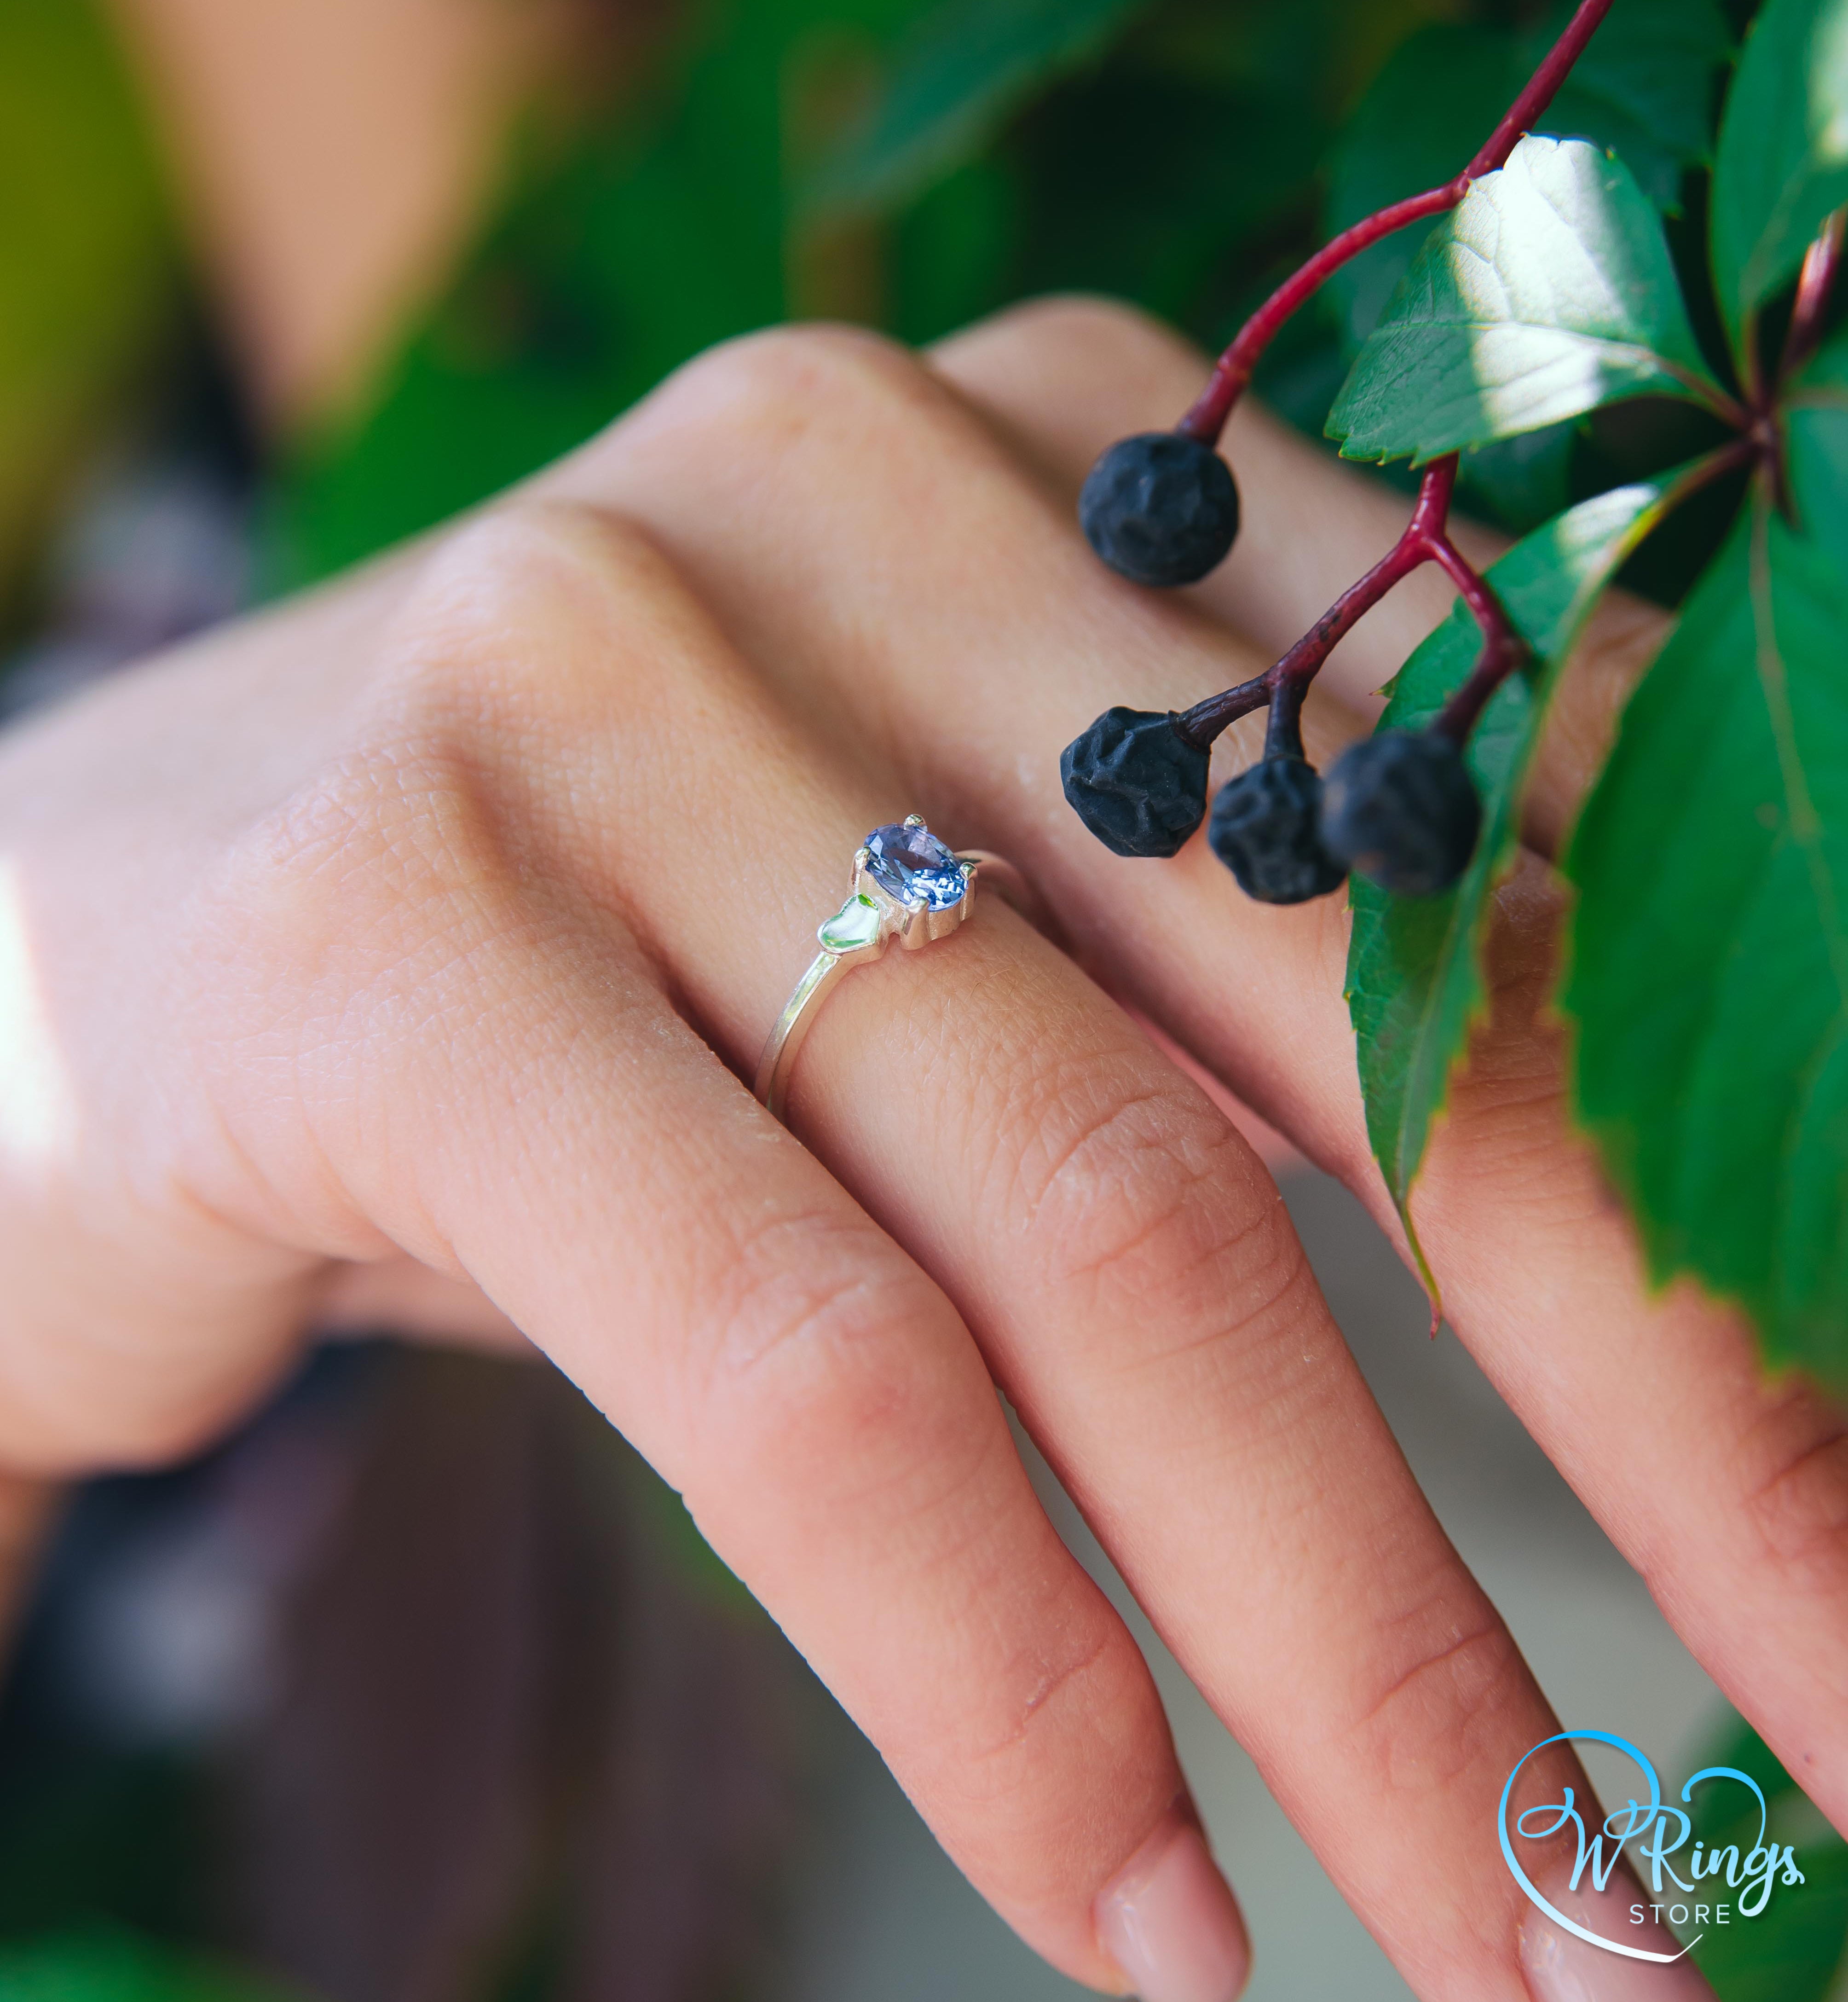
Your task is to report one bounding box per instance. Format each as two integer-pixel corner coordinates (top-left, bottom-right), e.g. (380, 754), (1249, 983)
(2, 294), (1844, 2000)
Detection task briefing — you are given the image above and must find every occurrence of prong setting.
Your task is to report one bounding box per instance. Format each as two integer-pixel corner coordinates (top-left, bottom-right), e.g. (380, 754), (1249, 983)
(759, 817), (989, 1120)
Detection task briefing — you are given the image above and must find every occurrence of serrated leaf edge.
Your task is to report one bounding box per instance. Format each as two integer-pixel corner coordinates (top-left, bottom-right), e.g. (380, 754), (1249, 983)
(1559, 496), (1848, 1376)
(1326, 135), (1727, 465)
(1351, 468), (1710, 1313)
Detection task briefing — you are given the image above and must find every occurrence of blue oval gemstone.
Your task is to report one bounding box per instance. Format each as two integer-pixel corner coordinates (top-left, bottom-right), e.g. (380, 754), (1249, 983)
(864, 822), (966, 910)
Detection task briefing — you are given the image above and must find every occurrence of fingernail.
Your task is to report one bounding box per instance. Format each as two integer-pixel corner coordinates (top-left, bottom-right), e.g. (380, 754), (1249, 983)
(1095, 1810), (1250, 2002)
(1519, 1872), (1719, 2001)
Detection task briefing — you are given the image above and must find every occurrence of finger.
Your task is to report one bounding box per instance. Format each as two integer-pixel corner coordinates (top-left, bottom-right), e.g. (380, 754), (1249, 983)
(1123, 1003), (1305, 1176)
(173, 501), (1241, 1999)
(527, 370), (1646, 2001)
(589, 303), (1847, 1855)
(312, 1256), (533, 1353)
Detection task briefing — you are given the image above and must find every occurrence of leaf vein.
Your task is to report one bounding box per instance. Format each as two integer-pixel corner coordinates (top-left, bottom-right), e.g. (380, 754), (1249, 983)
(1748, 494), (1848, 1009)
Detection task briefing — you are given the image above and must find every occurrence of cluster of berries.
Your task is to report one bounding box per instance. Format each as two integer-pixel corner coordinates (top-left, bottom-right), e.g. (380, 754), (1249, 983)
(1066, 432), (1485, 903)
(1054, 3), (1634, 902)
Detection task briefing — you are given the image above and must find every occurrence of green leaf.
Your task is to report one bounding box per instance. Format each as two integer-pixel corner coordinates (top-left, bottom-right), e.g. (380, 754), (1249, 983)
(1711, 0), (1848, 359)
(1566, 497), (1848, 1383)
(1699, 1845), (1848, 2002)
(1328, 135), (1722, 466)
(1324, 2), (1731, 354)
(889, 155), (1021, 346)
(1685, 1713), (1848, 2002)
(1326, 26), (1521, 354)
(1785, 322), (1848, 575)
(801, 0), (1156, 220)
(1347, 473), (1686, 1277)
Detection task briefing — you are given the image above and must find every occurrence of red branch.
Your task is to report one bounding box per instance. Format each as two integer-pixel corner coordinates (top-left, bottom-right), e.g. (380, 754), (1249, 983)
(1175, 0), (1617, 447)
(1173, 434), (1766, 761)
(1175, 455), (1524, 749)
(1781, 206), (1848, 387)
(1162, 1), (1621, 758)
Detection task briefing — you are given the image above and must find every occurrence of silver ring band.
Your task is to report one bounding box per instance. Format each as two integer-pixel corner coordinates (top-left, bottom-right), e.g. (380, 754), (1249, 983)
(754, 817), (1021, 1123)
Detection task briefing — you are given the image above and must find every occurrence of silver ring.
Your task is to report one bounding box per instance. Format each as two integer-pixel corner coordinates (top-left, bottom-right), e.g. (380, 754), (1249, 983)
(754, 816), (1023, 1123)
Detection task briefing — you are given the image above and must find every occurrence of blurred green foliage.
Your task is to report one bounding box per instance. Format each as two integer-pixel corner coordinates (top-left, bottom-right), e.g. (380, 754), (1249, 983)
(0, 0), (179, 630)
(261, 0), (1769, 589)
(0, 1929), (289, 2002)
(267, 0), (1461, 584)
(801, 0), (1159, 217)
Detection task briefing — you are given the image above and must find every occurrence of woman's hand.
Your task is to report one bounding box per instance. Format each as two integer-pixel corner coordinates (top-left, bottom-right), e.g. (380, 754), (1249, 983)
(0, 295), (1831, 2002)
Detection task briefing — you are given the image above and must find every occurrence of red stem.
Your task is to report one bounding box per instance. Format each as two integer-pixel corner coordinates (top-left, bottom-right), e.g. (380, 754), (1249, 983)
(1174, 437), (1761, 759)
(1175, 0), (1617, 446)
(1176, 456), (1527, 746)
(1430, 613), (1528, 747)
(1435, 435), (1763, 741)
(1780, 206), (1847, 388)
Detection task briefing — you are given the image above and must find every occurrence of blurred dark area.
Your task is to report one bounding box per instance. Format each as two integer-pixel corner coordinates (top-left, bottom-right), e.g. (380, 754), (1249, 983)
(0, 1345), (805, 2002)
(1, 1), (1834, 1998)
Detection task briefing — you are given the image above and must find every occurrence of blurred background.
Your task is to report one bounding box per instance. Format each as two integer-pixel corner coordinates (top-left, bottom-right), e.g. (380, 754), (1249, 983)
(1, 0), (1843, 1997)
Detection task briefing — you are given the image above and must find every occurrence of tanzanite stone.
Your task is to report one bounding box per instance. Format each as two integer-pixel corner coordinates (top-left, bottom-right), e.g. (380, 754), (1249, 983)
(864, 822), (966, 909)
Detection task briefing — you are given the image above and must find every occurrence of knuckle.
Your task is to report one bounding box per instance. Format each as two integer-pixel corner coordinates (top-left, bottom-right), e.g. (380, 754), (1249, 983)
(681, 1207), (1026, 1580)
(256, 501), (707, 935)
(211, 731), (585, 1093)
(1336, 1602), (1533, 1797)
(637, 320), (956, 465)
(998, 1043), (1306, 1365)
(959, 1615), (1149, 1786)
(691, 1204), (947, 1450)
(1734, 1392), (1848, 1593)
(927, 1615), (1174, 1859)
(947, 291), (1199, 374)
(207, 498), (689, 1052)
(230, 733), (507, 981)
(379, 498), (680, 730)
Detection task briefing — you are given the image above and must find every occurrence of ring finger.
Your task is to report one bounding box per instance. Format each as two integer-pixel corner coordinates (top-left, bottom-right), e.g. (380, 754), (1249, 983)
(513, 378), (1646, 1997)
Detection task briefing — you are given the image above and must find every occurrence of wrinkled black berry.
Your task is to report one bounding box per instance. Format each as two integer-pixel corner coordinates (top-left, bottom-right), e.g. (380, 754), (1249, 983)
(1061, 706), (1210, 858)
(1079, 432), (1240, 587)
(1320, 730), (1483, 896)
(1207, 758), (1348, 905)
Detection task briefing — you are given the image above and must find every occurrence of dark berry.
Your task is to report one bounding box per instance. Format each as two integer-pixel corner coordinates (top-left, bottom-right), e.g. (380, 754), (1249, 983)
(1061, 706), (1210, 858)
(1079, 432), (1240, 587)
(1207, 758), (1348, 904)
(1320, 730), (1483, 896)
